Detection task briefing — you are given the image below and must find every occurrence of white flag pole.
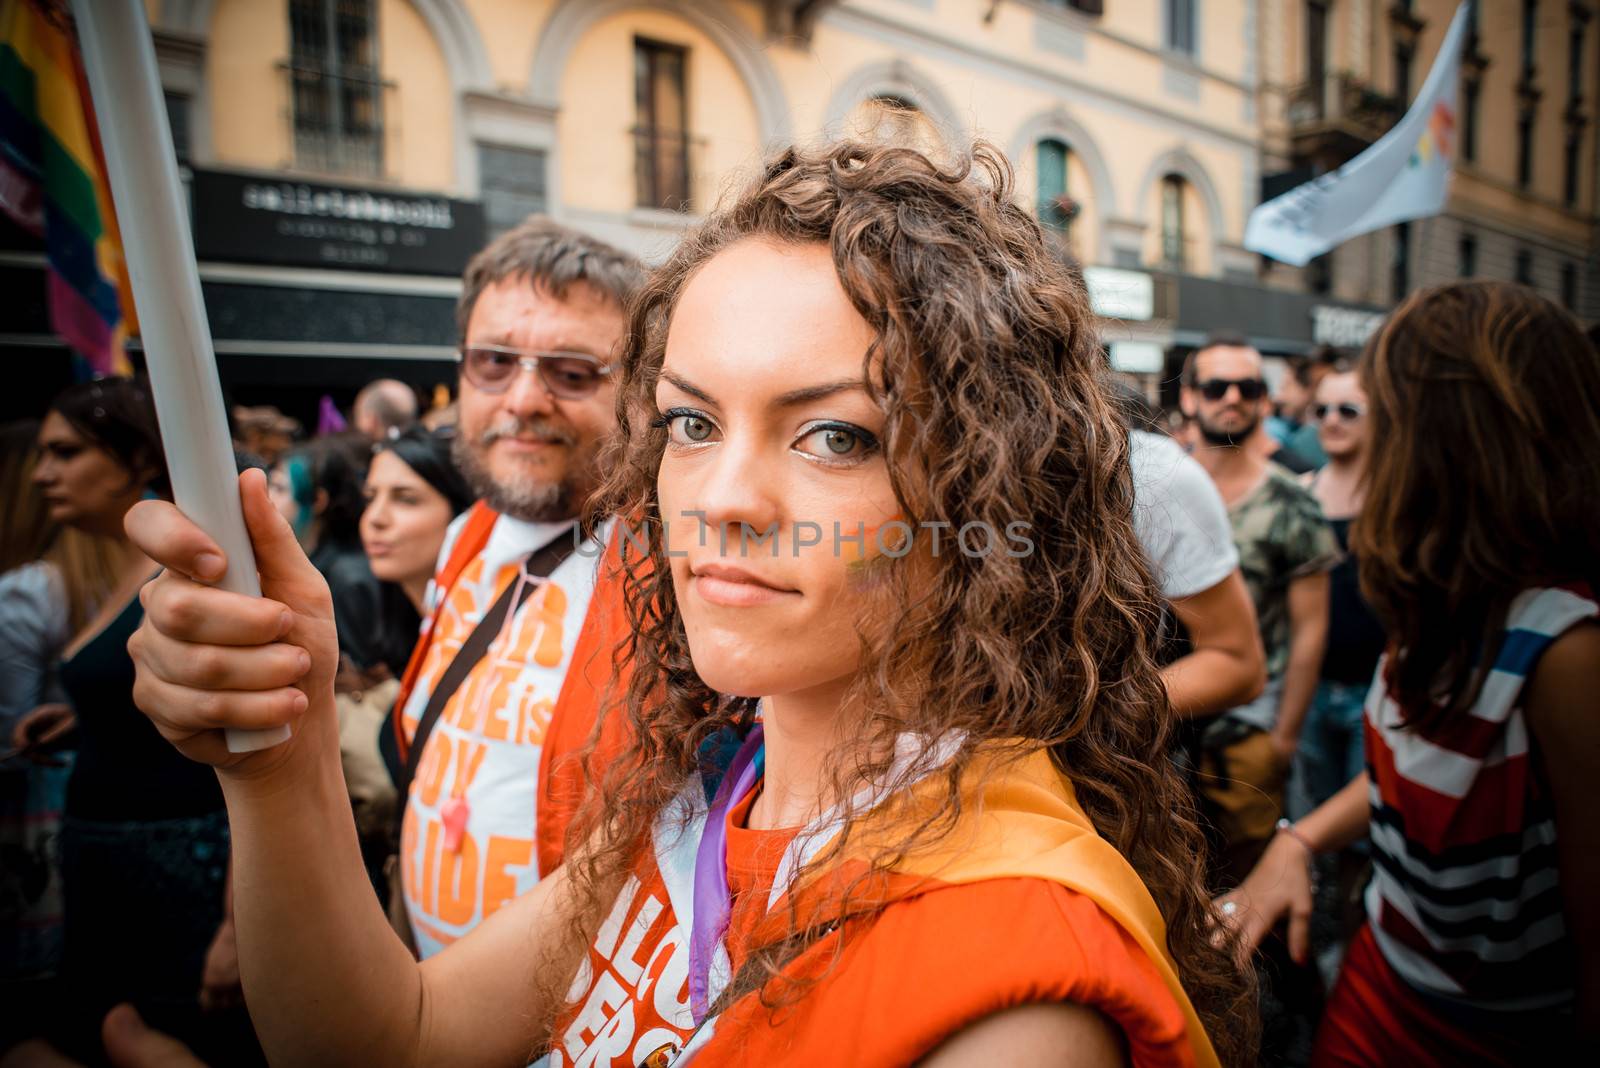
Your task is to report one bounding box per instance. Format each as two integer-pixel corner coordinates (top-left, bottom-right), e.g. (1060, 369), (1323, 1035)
(70, 0), (289, 753)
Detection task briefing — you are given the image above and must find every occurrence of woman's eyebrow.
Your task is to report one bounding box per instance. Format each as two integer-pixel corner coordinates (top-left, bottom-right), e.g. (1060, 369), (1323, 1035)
(773, 379), (869, 408)
(659, 371), (869, 409)
(659, 370), (715, 404)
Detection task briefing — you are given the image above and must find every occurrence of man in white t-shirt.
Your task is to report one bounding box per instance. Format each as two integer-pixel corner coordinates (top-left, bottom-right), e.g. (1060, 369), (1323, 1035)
(392, 219), (644, 958)
(1129, 428), (1265, 720)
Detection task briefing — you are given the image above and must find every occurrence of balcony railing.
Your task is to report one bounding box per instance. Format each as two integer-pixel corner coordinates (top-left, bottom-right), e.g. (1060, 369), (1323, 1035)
(632, 126), (710, 214)
(280, 61), (393, 179)
(1155, 235), (1199, 275)
(1286, 72), (1402, 161)
(1290, 74), (1400, 127)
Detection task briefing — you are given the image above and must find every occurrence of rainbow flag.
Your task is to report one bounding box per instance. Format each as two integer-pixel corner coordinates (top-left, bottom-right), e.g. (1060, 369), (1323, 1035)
(0, 0), (135, 375)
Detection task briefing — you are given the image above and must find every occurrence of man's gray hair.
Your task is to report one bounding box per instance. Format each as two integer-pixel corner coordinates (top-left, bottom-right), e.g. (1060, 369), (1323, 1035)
(456, 216), (647, 340)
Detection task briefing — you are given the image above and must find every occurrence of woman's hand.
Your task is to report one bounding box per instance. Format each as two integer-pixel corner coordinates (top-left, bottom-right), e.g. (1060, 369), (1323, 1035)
(0, 1008), (210, 1068)
(102, 1005), (210, 1068)
(334, 654), (392, 697)
(198, 919), (242, 1012)
(9, 702), (75, 762)
(1214, 832), (1315, 965)
(125, 467), (338, 776)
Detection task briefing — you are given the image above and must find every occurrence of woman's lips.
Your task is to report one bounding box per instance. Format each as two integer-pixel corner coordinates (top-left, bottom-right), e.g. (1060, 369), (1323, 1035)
(691, 562), (798, 608)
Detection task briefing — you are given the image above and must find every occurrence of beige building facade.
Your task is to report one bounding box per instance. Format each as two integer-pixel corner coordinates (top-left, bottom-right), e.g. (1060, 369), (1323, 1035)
(125, 0), (1327, 405)
(151, 0), (1267, 271)
(8, 2), (1581, 418)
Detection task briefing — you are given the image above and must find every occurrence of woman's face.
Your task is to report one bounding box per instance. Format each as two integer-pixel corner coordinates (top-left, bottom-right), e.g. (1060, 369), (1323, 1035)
(267, 461), (302, 530)
(1314, 371), (1369, 461)
(360, 450), (455, 587)
(32, 412), (146, 534)
(655, 239), (898, 702)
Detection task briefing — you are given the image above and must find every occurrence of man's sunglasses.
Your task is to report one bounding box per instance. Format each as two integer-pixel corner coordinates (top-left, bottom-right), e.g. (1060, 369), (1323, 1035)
(1196, 378), (1268, 402)
(1314, 402), (1365, 422)
(457, 346), (612, 399)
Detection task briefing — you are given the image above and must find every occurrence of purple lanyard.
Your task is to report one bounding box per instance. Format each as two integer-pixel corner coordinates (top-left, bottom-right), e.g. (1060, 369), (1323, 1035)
(688, 723), (766, 1025)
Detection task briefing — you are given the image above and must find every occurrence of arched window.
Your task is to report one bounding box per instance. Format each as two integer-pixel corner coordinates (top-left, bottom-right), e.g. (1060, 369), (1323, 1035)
(1160, 173), (1187, 270)
(635, 37), (691, 210)
(1035, 138), (1077, 231)
(849, 95), (942, 156)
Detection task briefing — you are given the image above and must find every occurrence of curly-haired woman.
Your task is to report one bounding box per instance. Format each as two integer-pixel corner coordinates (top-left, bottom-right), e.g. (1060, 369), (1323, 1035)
(122, 145), (1254, 1066)
(1223, 281), (1600, 1065)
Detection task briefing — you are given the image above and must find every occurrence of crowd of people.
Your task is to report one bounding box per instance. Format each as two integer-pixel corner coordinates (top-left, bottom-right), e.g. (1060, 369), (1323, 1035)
(0, 142), (1595, 1068)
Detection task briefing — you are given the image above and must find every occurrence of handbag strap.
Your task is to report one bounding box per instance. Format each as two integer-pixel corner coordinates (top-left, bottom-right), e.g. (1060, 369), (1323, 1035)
(395, 531), (578, 800)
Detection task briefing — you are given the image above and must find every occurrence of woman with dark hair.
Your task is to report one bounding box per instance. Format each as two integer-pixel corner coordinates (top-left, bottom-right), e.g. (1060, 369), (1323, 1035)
(123, 144), (1253, 1066)
(1224, 281), (1600, 1064)
(339, 428), (473, 904)
(7, 379), (259, 1065)
(0, 420), (119, 1006)
(360, 427), (475, 676)
(268, 432), (384, 671)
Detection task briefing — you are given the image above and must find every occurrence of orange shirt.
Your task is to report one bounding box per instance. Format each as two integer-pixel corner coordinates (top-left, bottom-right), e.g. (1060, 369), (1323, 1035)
(553, 780), (1200, 1067)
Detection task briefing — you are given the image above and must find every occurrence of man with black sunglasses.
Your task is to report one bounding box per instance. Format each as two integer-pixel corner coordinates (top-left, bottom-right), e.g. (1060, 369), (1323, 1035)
(1179, 334), (1339, 887)
(383, 218), (646, 960)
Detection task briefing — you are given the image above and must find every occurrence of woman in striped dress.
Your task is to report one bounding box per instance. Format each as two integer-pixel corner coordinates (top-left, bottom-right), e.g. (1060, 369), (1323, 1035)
(1222, 280), (1600, 1064)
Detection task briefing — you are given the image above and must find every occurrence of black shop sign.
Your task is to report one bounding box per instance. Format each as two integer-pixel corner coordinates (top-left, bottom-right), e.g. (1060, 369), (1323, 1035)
(191, 169), (485, 275)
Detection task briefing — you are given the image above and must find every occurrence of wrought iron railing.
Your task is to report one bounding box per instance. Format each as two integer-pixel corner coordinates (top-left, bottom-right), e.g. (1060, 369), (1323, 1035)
(1287, 73), (1401, 136)
(279, 61), (393, 179)
(631, 126), (708, 213)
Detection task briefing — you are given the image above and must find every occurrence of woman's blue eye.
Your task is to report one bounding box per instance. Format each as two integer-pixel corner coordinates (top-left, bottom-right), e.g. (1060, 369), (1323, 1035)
(823, 428), (858, 454)
(656, 409), (715, 445)
(679, 415), (713, 442)
(796, 423), (877, 461)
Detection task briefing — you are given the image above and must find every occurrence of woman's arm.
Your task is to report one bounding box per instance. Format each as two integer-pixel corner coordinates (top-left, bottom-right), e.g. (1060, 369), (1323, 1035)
(126, 469), (558, 1066)
(219, 695), (562, 1066)
(919, 1002), (1127, 1067)
(1522, 621), (1600, 1044)
(1272, 571), (1330, 761)
(1217, 770), (1371, 964)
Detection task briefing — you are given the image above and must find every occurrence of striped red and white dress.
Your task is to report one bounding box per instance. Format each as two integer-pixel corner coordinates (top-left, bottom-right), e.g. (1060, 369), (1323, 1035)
(1362, 584), (1597, 1012)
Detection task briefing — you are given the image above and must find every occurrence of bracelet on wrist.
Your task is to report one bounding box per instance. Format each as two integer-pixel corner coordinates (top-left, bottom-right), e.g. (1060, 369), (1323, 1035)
(1276, 818), (1317, 857)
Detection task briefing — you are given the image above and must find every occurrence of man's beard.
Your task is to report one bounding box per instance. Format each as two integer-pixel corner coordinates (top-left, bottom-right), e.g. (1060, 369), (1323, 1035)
(1196, 409), (1261, 448)
(452, 415), (592, 522)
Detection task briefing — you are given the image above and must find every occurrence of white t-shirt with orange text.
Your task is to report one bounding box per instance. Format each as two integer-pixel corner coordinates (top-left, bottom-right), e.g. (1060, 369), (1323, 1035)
(397, 513), (602, 958)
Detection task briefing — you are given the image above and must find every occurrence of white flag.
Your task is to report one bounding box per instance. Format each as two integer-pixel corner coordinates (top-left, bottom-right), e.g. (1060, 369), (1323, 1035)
(1245, 2), (1470, 266)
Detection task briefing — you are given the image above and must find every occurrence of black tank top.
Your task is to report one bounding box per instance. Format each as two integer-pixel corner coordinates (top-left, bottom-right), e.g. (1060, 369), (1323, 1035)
(1321, 517), (1389, 686)
(60, 595), (225, 821)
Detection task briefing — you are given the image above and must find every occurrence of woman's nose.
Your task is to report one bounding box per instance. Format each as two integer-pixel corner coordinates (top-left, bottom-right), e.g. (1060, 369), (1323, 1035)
(693, 440), (783, 552)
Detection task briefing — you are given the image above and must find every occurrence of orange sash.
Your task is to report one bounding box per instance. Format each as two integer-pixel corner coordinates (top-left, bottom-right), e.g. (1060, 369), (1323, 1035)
(703, 749), (1223, 1067)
